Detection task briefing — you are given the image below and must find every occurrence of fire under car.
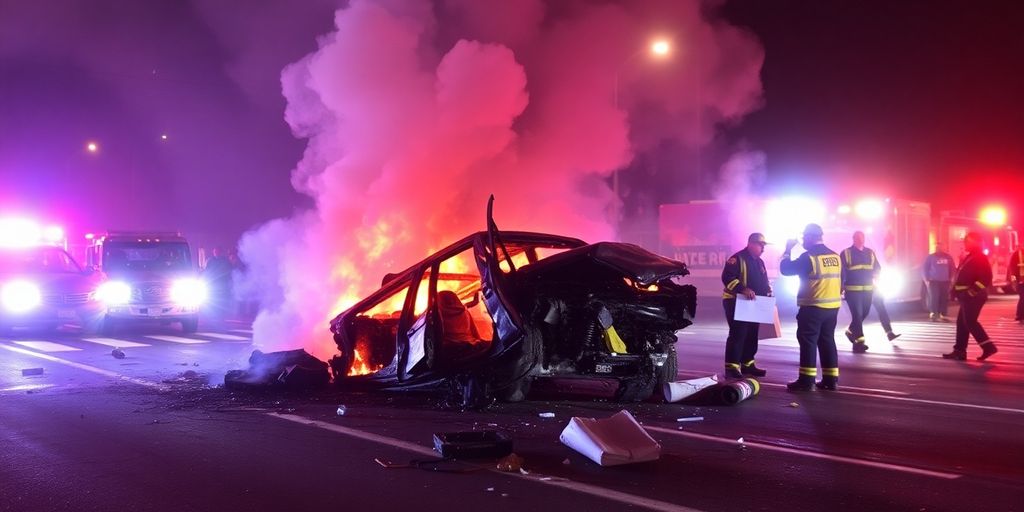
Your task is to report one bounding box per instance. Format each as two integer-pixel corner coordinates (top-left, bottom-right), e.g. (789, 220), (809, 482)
(329, 199), (697, 406)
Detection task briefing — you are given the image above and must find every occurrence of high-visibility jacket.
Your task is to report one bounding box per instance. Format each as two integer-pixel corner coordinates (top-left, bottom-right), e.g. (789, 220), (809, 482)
(953, 250), (992, 295)
(780, 243), (842, 308)
(721, 248), (771, 299)
(841, 246), (880, 292)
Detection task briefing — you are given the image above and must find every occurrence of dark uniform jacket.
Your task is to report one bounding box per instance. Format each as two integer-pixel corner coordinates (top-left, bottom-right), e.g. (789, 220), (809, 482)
(953, 250), (993, 296)
(1008, 248), (1024, 283)
(841, 246), (880, 292)
(780, 243), (842, 309)
(722, 248), (771, 299)
(923, 251), (955, 282)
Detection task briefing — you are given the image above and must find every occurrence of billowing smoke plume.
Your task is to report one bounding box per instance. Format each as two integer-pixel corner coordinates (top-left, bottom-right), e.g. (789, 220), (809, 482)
(238, 0), (764, 358)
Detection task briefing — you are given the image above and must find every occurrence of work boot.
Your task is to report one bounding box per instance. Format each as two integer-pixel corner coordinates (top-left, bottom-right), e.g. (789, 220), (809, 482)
(939, 315), (951, 323)
(815, 377), (838, 391)
(844, 330), (856, 344)
(724, 368), (743, 379)
(942, 349), (967, 360)
(741, 364), (767, 377)
(852, 342), (869, 353)
(977, 343), (998, 361)
(929, 313), (939, 322)
(786, 376), (815, 392)
(887, 332), (902, 342)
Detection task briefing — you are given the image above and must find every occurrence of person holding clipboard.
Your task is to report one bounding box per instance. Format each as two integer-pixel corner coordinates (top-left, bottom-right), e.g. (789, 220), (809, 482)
(722, 232), (773, 379)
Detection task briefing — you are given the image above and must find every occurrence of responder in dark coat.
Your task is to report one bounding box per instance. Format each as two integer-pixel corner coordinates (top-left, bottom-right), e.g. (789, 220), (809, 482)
(943, 232), (998, 361)
(722, 233), (773, 379)
(840, 231), (878, 353)
(923, 243), (956, 321)
(1008, 246), (1024, 323)
(780, 224), (842, 391)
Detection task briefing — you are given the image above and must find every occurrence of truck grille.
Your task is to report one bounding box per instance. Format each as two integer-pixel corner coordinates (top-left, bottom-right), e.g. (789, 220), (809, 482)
(132, 283), (170, 303)
(43, 293), (91, 306)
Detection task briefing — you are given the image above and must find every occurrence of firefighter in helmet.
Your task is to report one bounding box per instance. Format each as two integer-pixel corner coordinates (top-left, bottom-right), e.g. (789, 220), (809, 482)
(780, 224), (842, 391)
(721, 233), (772, 379)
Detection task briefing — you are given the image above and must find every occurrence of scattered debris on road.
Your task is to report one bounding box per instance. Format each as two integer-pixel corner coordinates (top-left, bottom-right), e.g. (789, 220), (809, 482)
(336, 405), (347, 416)
(560, 410), (661, 466)
(787, 402), (800, 408)
(111, 348), (126, 359)
(433, 431), (514, 460)
(224, 349), (330, 391)
(663, 375), (719, 402)
(495, 453), (524, 472)
(538, 412), (555, 418)
(21, 368), (45, 377)
(676, 416), (704, 422)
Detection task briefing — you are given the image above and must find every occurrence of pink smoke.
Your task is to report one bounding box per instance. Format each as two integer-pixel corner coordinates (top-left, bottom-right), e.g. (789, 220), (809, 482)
(238, 0), (764, 358)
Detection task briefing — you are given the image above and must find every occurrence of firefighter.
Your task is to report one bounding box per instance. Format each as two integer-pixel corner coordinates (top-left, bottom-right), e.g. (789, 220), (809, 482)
(780, 224), (842, 391)
(722, 232), (773, 379)
(840, 231), (878, 353)
(923, 243), (956, 321)
(869, 294), (901, 342)
(1009, 245), (1024, 323)
(943, 232), (998, 361)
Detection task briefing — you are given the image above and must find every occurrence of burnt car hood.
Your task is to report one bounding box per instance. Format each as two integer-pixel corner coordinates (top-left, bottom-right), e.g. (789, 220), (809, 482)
(526, 242), (689, 286)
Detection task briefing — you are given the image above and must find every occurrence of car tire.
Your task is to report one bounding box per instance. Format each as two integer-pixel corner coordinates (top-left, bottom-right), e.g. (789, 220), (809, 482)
(655, 343), (679, 394)
(181, 316), (199, 333)
(493, 326), (542, 403)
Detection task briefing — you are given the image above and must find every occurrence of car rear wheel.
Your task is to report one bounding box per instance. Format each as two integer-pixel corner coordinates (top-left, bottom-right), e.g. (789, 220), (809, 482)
(181, 316), (199, 333)
(655, 343), (679, 394)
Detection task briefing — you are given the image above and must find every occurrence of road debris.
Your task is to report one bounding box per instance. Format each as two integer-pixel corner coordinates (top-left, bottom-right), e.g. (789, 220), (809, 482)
(560, 410), (661, 466)
(496, 453), (524, 472)
(676, 416), (704, 423)
(538, 412), (555, 418)
(224, 349), (329, 391)
(336, 405), (347, 416)
(433, 431), (513, 460)
(787, 402), (800, 408)
(21, 368), (44, 377)
(663, 375), (718, 402)
(111, 348), (125, 359)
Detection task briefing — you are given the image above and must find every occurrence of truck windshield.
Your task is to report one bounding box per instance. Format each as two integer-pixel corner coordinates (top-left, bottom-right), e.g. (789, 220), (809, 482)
(103, 242), (191, 272)
(0, 247), (82, 274)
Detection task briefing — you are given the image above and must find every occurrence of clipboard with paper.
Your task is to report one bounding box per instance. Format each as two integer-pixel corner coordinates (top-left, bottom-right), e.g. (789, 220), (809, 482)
(733, 295), (782, 339)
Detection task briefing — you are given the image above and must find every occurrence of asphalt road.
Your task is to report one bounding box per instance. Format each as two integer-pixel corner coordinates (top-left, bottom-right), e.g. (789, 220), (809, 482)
(1, 298), (1022, 512)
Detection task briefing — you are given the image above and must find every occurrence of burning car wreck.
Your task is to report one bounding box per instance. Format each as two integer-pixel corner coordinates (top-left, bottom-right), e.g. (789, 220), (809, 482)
(327, 198), (697, 407)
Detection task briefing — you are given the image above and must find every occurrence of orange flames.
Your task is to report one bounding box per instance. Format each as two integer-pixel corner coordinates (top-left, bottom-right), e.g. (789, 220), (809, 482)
(347, 341), (382, 376)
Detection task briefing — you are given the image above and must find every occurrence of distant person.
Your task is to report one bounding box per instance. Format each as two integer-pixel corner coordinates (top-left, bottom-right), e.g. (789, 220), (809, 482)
(943, 232), (998, 361)
(203, 247), (234, 318)
(923, 243), (955, 321)
(721, 233), (772, 379)
(840, 231), (879, 353)
(1009, 246), (1024, 323)
(780, 224), (842, 391)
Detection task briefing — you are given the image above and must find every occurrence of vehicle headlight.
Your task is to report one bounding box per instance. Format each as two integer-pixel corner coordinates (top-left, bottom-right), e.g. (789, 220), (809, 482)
(96, 281), (132, 305)
(171, 279), (207, 307)
(783, 276), (801, 296)
(1, 280), (42, 312)
(876, 268), (905, 299)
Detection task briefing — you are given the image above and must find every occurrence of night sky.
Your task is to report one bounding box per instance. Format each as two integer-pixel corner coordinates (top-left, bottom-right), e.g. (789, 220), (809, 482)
(1, 0), (1022, 246)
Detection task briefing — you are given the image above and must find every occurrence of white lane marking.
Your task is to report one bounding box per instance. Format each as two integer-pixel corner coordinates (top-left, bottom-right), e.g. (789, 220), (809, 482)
(1, 383), (56, 392)
(145, 335), (211, 344)
(0, 344), (165, 390)
(269, 413), (703, 512)
(644, 426), (960, 480)
(13, 341), (81, 352)
(82, 337), (151, 348)
(676, 369), (910, 396)
(194, 332), (250, 341)
(834, 390), (1024, 415)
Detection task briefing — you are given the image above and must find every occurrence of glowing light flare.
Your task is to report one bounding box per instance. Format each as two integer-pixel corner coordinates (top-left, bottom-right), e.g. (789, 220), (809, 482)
(651, 40), (671, 56)
(43, 225), (64, 243)
(1, 280), (42, 313)
(86, 142), (98, 153)
(0, 218), (43, 248)
(876, 268), (906, 300)
(96, 281), (131, 305)
(979, 206), (1007, 227)
(170, 279), (208, 308)
(854, 199), (885, 220)
(762, 196), (827, 245)
(837, 204), (852, 215)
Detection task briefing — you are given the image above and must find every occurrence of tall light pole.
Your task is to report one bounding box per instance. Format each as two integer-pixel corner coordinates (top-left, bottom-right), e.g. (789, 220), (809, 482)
(612, 38), (672, 228)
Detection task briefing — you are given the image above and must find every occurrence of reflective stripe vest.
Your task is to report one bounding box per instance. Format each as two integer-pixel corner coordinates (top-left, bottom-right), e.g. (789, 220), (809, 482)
(800, 251), (843, 308)
(722, 256), (747, 299)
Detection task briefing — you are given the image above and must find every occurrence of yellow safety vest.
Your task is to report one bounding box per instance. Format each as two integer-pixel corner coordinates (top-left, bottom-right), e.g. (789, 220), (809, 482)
(798, 253), (842, 308)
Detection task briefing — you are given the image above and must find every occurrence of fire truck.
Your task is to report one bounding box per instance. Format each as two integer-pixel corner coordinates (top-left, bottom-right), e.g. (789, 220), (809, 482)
(84, 232), (207, 333)
(936, 208), (1019, 292)
(658, 197), (1016, 305)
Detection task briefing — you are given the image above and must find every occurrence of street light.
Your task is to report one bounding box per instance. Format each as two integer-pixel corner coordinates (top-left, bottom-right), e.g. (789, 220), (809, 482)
(612, 38), (673, 227)
(86, 141), (99, 153)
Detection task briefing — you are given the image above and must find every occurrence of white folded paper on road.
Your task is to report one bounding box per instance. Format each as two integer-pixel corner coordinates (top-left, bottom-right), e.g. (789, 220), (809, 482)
(733, 294), (777, 324)
(559, 410), (661, 466)
(662, 374), (719, 403)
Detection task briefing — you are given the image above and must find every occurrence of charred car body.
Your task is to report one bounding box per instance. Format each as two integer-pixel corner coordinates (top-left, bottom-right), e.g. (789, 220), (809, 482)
(85, 232), (207, 333)
(329, 199), (696, 405)
(0, 245), (106, 331)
